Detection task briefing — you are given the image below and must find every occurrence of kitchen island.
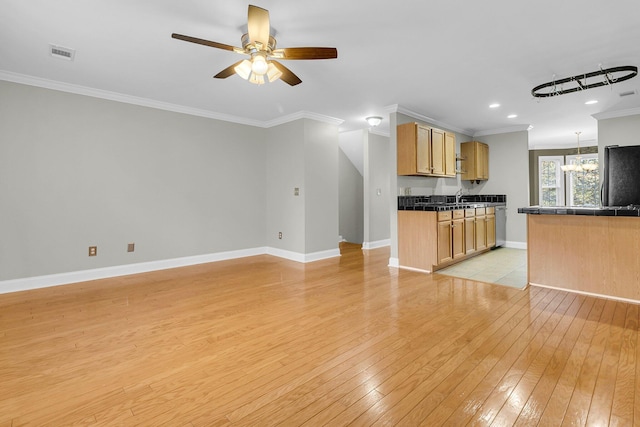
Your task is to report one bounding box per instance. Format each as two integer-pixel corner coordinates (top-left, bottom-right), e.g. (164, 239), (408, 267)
(519, 206), (640, 302)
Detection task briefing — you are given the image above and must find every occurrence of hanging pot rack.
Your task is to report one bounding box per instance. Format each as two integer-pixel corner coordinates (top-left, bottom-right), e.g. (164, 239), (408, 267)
(531, 65), (638, 98)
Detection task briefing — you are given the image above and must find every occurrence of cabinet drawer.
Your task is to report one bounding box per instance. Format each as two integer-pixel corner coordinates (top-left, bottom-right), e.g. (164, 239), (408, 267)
(453, 210), (464, 219)
(475, 207), (486, 216)
(437, 211), (452, 221)
(464, 209), (475, 218)
(486, 206), (495, 215)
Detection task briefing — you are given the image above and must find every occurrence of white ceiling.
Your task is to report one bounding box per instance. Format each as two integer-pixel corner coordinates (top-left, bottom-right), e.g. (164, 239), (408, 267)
(2, 0), (639, 149)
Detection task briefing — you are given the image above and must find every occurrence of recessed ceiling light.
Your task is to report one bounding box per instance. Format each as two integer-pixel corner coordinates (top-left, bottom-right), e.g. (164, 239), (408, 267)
(585, 100), (598, 105)
(489, 103), (500, 108)
(507, 114), (517, 119)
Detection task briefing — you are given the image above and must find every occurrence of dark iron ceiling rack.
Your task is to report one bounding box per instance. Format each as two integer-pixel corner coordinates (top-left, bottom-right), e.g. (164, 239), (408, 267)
(531, 65), (638, 98)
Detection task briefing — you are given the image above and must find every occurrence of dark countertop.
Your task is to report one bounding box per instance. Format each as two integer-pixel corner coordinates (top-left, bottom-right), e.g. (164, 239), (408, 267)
(518, 205), (640, 217)
(398, 194), (506, 212)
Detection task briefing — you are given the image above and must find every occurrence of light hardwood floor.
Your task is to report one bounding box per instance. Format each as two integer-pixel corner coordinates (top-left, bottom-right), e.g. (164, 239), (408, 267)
(0, 243), (638, 426)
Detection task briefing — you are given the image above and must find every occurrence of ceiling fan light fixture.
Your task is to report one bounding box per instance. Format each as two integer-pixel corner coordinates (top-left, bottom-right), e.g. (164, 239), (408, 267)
(266, 63), (282, 82)
(251, 55), (268, 75)
(249, 73), (265, 85)
(234, 60), (252, 80)
(366, 116), (383, 127)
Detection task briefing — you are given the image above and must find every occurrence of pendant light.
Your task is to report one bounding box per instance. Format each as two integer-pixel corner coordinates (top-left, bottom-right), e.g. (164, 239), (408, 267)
(560, 132), (598, 173)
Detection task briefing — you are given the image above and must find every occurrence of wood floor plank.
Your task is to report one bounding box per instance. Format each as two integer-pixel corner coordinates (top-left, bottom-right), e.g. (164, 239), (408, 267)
(0, 243), (638, 426)
(511, 295), (593, 426)
(586, 301), (628, 425)
(416, 288), (552, 426)
(610, 303), (638, 426)
(459, 290), (572, 426)
(561, 298), (618, 426)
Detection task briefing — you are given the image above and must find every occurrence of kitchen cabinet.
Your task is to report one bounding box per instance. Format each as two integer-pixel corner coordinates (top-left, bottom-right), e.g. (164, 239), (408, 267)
(398, 123), (431, 175)
(445, 132), (456, 177)
(475, 207), (487, 251)
(486, 207), (496, 247)
(437, 210), (465, 264)
(460, 141), (489, 181)
(464, 209), (476, 255)
(397, 123), (456, 177)
(398, 207), (497, 273)
(452, 211), (465, 259)
(474, 207), (496, 251)
(437, 211), (453, 264)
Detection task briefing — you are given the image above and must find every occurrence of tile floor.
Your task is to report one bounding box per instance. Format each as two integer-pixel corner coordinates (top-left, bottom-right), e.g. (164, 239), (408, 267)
(436, 247), (528, 289)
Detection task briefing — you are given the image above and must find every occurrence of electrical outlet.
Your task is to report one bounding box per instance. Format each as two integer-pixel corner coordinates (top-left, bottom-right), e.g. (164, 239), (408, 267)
(88, 246), (97, 256)
(294, 187), (299, 196)
(127, 243), (135, 252)
(278, 232), (283, 239)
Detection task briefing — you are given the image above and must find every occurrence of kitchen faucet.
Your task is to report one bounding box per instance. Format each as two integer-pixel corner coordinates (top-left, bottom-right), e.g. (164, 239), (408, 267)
(455, 188), (463, 204)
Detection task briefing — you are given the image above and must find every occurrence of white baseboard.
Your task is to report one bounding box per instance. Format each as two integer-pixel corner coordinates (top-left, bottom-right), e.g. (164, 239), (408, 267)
(504, 241), (527, 250)
(362, 239), (391, 250)
(0, 246), (341, 295)
(388, 257), (399, 268)
(266, 247), (341, 263)
(397, 265), (432, 273)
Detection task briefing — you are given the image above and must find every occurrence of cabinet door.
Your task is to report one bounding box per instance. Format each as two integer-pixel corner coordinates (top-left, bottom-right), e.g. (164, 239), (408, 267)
(464, 217), (476, 254)
(452, 218), (465, 259)
(437, 220), (453, 264)
(486, 214), (496, 247)
(416, 125), (432, 174)
(444, 132), (456, 177)
(431, 128), (445, 175)
(479, 143), (489, 179)
(475, 215), (487, 250)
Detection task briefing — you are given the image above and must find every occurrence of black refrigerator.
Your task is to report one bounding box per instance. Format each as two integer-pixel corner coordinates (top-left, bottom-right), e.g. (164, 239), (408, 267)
(602, 145), (640, 207)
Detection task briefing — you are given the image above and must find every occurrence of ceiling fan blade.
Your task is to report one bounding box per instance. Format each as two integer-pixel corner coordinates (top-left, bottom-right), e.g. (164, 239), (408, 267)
(247, 5), (270, 49)
(273, 47), (338, 60)
(213, 61), (244, 79)
(271, 61), (302, 86)
(172, 33), (238, 52)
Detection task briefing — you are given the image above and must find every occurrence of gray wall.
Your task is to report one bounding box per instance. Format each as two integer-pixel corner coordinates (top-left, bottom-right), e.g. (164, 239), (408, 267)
(303, 119), (339, 253)
(476, 131), (529, 246)
(1, 80), (340, 284)
(598, 113), (640, 163)
(364, 131), (390, 245)
(264, 119), (339, 255)
(339, 147), (364, 243)
(0, 80), (266, 281)
(265, 120), (306, 253)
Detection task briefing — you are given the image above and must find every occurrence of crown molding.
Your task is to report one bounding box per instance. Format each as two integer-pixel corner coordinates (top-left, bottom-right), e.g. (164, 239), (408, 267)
(369, 128), (390, 138)
(473, 124), (532, 137)
(592, 107), (640, 121)
(263, 110), (344, 127)
(0, 70), (344, 129)
(385, 104), (474, 136)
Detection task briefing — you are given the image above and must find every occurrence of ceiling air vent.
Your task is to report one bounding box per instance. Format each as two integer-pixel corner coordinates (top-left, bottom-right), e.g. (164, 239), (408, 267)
(49, 44), (75, 61)
(619, 90), (636, 97)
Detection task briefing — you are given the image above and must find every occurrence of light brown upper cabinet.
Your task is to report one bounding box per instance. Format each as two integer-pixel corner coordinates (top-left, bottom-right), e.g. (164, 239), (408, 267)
(444, 132), (456, 176)
(460, 141), (489, 181)
(397, 123), (456, 177)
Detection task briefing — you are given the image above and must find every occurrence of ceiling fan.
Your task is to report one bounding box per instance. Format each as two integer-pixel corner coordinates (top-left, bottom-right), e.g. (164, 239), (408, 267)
(172, 5), (338, 86)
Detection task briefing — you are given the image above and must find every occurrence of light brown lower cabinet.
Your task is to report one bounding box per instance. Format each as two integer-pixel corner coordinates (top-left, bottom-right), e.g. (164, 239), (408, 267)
(398, 208), (498, 273)
(452, 217), (465, 259)
(486, 210), (496, 248)
(464, 209), (476, 255)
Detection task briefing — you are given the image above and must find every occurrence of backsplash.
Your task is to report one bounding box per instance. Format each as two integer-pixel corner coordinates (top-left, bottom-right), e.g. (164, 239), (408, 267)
(398, 194), (507, 209)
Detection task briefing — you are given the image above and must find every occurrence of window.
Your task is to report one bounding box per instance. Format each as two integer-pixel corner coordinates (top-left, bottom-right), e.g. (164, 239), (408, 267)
(567, 153), (599, 206)
(538, 156), (564, 206)
(538, 153), (600, 207)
